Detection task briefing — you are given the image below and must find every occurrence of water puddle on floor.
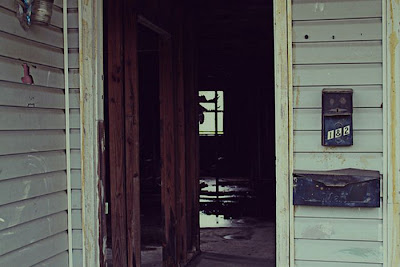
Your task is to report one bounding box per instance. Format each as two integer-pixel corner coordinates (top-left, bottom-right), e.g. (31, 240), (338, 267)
(200, 212), (235, 228)
(200, 177), (259, 228)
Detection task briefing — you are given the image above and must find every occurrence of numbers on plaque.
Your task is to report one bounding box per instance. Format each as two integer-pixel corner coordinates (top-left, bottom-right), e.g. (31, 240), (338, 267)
(343, 125), (350, 136)
(326, 125), (351, 141)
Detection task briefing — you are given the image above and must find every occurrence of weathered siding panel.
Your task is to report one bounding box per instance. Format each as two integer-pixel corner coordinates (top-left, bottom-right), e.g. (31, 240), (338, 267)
(295, 239), (383, 263)
(295, 218), (383, 241)
(294, 85), (383, 108)
(292, 0), (382, 20)
(295, 261), (382, 267)
(291, 0), (384, 266)
(0, 232), (68, 267)
(293, 41), (382, 64)
(0, 1), (70, 266)
(295, 200), (383, 219)
(0, 192), (68, 231)
(0, 7), (63, 48)
(32, 251), (69, 267)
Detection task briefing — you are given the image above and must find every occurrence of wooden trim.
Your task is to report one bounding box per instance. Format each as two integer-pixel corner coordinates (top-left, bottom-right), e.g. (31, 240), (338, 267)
(382, 1), (388, 266)
(159, 36), (178, 266)
(387, 0), (400, 266)
(123, 7), (141, 267)
(106, 0), (128, 265)
(183, 7), (200, 256)
(274, 0), (291, 266)
(78, 0), (103, 265)
(173, 7), (188, 264)
(287, 0), (295, 266)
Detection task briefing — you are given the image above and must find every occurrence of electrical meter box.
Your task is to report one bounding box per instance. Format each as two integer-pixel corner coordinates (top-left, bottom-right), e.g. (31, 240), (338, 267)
(322, 89), (353, 146)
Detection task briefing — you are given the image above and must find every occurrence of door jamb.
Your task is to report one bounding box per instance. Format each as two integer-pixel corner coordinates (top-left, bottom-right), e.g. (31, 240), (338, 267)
(79, 0), (104, 266)
(273, 0), (291, 266)
(386, 0), (400, 266)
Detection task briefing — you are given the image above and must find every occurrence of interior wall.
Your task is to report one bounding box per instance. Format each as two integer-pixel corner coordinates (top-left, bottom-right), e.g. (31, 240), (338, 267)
(291, 0), (384, 266)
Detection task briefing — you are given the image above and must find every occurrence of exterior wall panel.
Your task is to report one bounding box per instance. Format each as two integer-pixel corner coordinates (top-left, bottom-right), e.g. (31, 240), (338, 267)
(0, 0), (81, 265)
(291, 0), (384, 266)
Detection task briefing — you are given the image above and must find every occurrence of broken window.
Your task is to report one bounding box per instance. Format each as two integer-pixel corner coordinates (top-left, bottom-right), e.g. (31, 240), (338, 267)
(199, 90), (224, 135)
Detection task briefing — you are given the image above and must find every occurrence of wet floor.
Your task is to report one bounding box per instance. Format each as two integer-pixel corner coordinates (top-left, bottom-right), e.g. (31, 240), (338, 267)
(194, 177), (276, 266)
(141, 177), (275, 266)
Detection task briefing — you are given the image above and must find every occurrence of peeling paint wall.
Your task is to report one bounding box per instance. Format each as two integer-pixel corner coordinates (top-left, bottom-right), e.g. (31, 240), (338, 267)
(291, 0), (385, 266)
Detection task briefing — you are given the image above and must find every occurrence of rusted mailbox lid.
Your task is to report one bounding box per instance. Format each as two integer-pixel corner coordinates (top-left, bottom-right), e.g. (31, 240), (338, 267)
(293, 168), (380, 187)
(293, 168), (380, 207)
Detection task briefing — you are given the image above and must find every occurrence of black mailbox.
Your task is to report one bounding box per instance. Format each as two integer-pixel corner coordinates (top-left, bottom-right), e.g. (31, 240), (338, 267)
(293, 168), (380, 207)
(322, 89), (353, 146)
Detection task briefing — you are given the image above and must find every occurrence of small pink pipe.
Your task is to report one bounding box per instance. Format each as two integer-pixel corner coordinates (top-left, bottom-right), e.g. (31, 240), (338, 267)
(21, 63), (33, 84)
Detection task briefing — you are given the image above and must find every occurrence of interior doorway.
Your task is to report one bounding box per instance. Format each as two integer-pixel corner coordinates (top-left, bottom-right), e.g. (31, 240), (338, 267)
(190, 1), (276, 266)
(137, 24), (163, 266)
(103, 1), (275, 266)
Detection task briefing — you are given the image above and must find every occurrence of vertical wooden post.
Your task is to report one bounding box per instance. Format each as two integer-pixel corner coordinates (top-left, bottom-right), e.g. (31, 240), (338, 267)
(173, 6), (188, 264)
(274, 0), (291, 266)
(159, 36), (178, 266)
(182, 7), (200, 255)
(79, 0), (103, 265)
(387, 0), (400, 266)
(106, 0), (128, 265)
(123, 4), (141, 267)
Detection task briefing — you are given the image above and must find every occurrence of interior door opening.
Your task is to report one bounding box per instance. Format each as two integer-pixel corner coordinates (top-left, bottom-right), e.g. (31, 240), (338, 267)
(191, 1), (276, 265)
(137, 24), (163, 267)
(104, 0), (276, 266)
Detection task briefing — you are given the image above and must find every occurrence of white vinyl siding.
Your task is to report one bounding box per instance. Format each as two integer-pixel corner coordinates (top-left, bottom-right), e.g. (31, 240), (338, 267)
(291, 0), (384, 266)
(0, 0), (83, 266)
(0, 0), (69, 266)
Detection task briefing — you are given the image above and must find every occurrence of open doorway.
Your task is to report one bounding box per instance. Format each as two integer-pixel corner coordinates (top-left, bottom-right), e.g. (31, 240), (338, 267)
(190, 1), (276, 266)
(137, 24), (163, 266)
(104, 0), (276, 266)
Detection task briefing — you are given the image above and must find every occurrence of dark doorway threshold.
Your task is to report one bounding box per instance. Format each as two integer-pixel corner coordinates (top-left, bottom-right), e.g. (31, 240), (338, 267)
(187, 252), (274, 267)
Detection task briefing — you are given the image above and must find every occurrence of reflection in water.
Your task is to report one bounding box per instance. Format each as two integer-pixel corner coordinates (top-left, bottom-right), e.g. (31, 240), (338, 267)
(200, 212), (234, 228)
(200, 177), (266, 228)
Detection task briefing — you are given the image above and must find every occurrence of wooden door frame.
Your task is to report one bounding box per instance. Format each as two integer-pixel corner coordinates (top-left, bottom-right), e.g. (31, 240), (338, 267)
(105, 0), (140, 266)
(79, 0), (287, 266)
(79, 0), (104, 266)
(386, 0), (400, 266)
(104, 2), (198, 266)
(79, 0), (400, 266)
(273, 0), (291, 266)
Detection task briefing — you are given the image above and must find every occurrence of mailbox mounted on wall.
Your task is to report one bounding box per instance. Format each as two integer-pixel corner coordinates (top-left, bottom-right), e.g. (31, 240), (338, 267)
(322, 89), (353, 146)
(293, 168), (380, 207)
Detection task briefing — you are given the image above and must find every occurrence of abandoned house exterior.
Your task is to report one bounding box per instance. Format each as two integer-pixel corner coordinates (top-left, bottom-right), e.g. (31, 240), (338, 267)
(0, 0), (399, 267)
